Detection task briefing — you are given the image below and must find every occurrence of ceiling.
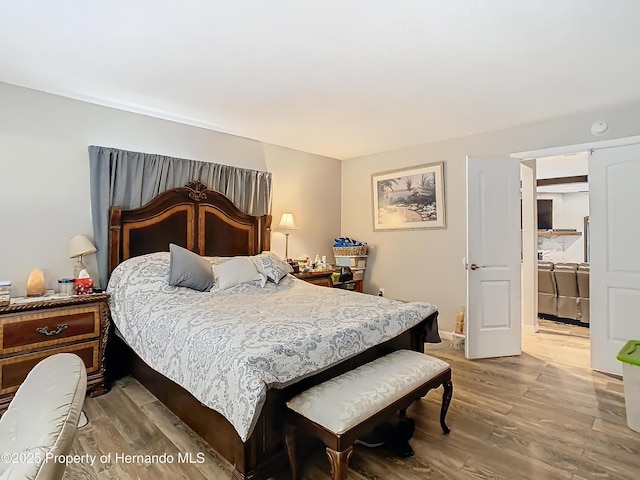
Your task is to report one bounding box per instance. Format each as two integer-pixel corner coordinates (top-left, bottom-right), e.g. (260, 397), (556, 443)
(2, 1), (640, 160)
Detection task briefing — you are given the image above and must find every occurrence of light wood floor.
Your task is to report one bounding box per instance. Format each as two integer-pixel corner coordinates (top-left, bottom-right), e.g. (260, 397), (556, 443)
(64, 323), (640, 479)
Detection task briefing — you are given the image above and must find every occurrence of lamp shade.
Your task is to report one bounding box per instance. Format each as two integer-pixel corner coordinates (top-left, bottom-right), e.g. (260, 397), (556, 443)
(69, 235), (97, 258)
(278, 212), (298, 231)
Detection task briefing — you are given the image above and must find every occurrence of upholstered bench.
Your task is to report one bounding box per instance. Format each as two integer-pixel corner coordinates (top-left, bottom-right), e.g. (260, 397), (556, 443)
(284, 349), (453, 480)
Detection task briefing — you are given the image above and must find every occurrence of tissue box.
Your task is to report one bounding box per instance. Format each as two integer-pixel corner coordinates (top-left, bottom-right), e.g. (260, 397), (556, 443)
(73, 278), (94, 295)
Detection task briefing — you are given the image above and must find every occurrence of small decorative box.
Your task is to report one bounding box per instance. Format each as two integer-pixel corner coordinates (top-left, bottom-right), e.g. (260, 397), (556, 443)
(0, 281), (11, 306)
(57, 278), (75, 297)
(73, 278), (94, 295)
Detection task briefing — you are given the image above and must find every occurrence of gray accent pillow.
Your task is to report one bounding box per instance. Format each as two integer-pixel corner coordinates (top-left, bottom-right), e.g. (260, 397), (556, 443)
(168, 244), (215, 291)
(252, 251), (293, 284)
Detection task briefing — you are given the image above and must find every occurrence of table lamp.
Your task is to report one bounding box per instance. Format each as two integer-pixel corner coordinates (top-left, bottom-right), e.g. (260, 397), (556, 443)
(69, 235), (97, 278)
(277, 212), (298, 261)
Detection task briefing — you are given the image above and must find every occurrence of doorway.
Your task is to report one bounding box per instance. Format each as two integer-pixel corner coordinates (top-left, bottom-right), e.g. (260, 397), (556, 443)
(522, 153), (591, 355)
(537, 154), (591, 324)
(514, 137), (640, 375)
(465, 138), (640, 372)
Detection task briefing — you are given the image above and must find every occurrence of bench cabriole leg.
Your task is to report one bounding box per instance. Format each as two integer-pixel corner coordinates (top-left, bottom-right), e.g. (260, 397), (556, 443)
(284, 424), (298, 480)
(440, 379), (453, 434)
(326, 446), (353, 480)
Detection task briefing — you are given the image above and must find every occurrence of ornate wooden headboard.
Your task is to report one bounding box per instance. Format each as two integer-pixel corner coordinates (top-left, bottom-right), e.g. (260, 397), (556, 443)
(108, 180), (271, 274)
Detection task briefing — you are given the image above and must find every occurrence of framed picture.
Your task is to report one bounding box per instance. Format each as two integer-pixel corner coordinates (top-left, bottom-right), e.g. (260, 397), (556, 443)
(371, 162), (446, 231)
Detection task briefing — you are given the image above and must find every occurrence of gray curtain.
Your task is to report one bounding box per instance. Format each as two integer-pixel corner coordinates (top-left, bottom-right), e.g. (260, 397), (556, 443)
(89, 145), (272, 289)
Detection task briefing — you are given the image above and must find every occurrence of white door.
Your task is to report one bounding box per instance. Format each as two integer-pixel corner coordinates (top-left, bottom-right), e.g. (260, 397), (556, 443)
(466, 156), (522, 359)
(590, 145), (640, 374)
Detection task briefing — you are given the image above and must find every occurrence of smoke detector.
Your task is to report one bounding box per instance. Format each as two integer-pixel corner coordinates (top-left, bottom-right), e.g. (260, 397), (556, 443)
(591, 121), (609, 136)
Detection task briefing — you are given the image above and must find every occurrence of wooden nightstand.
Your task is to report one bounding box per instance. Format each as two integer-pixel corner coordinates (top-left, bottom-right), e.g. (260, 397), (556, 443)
(293, 270), (334, 287)
(0, 293), (110, 413)
(332, 278), (364, 293)
(294, 271), (364, 293)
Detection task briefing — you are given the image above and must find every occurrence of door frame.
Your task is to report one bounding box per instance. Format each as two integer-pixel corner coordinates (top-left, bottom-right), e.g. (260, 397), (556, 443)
(512, 135), (640, 159)
(512, 135), (640, 371)
(520, 159), (538, 333)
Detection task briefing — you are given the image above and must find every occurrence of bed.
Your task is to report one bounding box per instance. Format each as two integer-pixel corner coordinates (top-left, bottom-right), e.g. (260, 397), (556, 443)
(106, 180), (440, 480)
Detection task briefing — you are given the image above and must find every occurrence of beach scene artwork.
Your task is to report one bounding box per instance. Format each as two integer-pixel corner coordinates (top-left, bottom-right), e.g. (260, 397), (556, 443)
(372, 162), (445, 230)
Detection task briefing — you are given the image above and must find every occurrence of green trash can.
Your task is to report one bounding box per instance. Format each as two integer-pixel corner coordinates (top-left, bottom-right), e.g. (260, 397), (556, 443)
(617, 340), (640, 433)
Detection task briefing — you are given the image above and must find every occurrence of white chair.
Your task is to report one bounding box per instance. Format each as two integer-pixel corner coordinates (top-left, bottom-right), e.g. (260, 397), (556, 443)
(0, 353), (87, 480)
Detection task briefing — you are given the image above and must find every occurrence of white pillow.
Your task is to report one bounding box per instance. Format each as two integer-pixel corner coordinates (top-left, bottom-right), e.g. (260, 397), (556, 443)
(212, 257), (265, 291)
(251, 251), (293, 284)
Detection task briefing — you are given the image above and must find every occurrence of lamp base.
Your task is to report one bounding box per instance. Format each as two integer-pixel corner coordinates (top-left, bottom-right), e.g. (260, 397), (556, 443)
(284, 233), (290, 262)
(73, 259), (87, 278)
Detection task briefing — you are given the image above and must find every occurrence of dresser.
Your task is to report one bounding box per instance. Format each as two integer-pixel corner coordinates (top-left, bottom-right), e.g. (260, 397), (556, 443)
(0, 293), (110, 413)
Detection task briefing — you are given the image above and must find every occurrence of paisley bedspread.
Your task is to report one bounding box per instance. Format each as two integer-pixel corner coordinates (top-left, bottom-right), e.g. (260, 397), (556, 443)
(107, 252), (437, 441)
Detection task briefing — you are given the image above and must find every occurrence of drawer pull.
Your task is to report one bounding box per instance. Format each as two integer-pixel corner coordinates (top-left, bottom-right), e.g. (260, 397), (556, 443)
(36, 324), (68, 336)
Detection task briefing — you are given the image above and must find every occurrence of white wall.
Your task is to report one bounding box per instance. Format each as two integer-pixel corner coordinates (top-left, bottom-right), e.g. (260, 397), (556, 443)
(263, 144), (341, 263)
(0, 82), (340, 296)
(5, 79), (639, 334)
(546, 192), (589, 233)
(342, 102), (640, 331)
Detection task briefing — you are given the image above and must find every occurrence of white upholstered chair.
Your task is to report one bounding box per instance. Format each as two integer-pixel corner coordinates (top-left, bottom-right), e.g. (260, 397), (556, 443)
(0, 353), (87, 480)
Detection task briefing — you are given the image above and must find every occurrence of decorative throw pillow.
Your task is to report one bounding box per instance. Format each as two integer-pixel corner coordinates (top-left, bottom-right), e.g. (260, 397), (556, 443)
(168, 244), (215, 291)
(213, 257), (266, 291)
(252, 251), (293, 284)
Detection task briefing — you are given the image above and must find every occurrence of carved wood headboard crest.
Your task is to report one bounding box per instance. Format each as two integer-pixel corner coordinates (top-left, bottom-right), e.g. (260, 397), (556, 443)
(185, 180), (209, 202)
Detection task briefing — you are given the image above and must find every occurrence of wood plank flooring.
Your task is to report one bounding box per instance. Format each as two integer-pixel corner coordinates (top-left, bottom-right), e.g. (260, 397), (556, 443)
(63, 323), (640, 479)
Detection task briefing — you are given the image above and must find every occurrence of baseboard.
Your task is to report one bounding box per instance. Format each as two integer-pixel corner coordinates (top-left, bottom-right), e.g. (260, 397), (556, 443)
(522, 324), (540, 333)
(439, 330), (453, 341)
(439, 330), (465, 350)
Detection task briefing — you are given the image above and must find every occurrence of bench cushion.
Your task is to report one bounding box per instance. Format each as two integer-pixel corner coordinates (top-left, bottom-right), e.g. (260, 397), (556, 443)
(286, 350), (449, 434)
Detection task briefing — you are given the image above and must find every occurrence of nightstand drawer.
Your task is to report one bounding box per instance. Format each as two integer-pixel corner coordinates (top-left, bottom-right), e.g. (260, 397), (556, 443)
(304, 276), (333, 287)
(0, 341), (99, 395)
(0, 305), (100, 355)
(294, 271), (334, 287)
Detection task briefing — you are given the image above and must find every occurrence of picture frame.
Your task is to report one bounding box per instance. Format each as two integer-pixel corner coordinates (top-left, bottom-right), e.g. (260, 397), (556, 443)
(371, 161), (446, 231)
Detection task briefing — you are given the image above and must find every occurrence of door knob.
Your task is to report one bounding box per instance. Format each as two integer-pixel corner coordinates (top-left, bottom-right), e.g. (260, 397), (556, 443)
(470, 263), (485, 270)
